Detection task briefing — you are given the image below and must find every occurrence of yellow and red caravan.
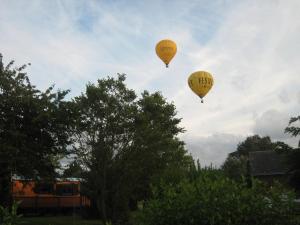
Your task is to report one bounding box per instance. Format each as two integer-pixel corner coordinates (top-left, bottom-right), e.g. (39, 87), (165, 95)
(12, 179), (90, 211)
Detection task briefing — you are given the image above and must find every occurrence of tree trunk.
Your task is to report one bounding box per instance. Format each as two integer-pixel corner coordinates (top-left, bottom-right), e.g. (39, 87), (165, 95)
(96, 183), (107, 221)
(0, 162), (12, 207)
(100, 184), (107, 221)
(246, 160), (252, 188)
(96, 164), (107, 222)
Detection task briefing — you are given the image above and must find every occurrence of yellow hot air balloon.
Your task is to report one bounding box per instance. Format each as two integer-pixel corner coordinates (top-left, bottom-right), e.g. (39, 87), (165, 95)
(188, 71), (214, 103)
(155, 39), (177, 68)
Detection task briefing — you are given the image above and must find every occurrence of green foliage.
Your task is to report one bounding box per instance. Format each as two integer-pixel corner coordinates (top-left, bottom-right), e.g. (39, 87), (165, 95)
(0, 55), (75, 206)
(73, 75), (191, 224)
(288, 148), (300, 193)
(73, 74), (137, 222)
(128, 91), (192, 202)
(222, 156), (248, 182)
(223, 135), (293, 184)
(230, 135), (277, 157)
(285, 116), (300, 143)
(284, 115), (300, 195)
(62, 161), (83, 178)
(0, 202), (21, 225)
(104, 221), (112, 225)
(134, 170), (298, 225)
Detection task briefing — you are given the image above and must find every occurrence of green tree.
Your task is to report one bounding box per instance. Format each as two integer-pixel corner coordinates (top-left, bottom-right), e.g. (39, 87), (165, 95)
(230, 135), (277, 158)
(73, 74), (137, 222)
(62, 160), (83, 178)
(0, 201), (21, 225)
(285, 115), (300, 194)
(73, 76), (193, 224)
(129, 91), (191, 198)
(285, 115), (300, 147)
(221, 155), (248, 182)
(0, 54), (74, 206)
(222, 135), (293, 184)
(108, 91), (193, 224)
(222, 135), (277, 182)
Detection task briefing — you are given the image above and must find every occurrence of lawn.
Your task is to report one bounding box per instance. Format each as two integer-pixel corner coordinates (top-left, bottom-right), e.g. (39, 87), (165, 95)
(21, 216), (103, 225)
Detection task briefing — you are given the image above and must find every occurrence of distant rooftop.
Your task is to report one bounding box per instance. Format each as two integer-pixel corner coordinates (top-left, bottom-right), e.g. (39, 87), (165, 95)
(12, 176), (82, 182)
(249, 150), (289, 176)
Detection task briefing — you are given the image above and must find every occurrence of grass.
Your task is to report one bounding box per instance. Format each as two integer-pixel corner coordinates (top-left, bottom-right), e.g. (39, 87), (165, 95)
(16, 213), (300, 225)
(21, 216), (103, 225)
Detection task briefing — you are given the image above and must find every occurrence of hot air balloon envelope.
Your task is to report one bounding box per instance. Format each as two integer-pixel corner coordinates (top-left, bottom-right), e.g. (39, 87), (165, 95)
(188, 71), (214, 103)
(155, 39), (177, 68)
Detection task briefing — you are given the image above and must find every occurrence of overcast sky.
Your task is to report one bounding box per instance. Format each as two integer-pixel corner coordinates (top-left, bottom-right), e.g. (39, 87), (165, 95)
(1, 0), (299, 166)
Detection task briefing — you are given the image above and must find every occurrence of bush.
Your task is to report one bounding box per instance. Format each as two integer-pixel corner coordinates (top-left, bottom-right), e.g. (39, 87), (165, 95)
(0, 202), (21, 225)
(133, 170), (298, 225)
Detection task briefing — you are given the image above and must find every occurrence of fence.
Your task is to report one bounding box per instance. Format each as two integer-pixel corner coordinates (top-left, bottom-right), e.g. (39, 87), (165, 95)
(13, 195), (90, 212)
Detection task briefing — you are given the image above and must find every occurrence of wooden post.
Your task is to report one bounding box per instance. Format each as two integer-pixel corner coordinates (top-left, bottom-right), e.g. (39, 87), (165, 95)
(34, 196), (38, 214)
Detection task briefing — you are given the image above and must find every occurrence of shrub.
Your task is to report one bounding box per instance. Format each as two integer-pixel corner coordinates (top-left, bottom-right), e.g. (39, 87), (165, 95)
(0, 202), (21, 225)
(134, 170), (298, 225)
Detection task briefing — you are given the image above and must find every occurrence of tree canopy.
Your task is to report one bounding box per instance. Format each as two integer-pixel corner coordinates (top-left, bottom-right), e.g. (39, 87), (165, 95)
(72, 74), (192, 224)
(229, 135), (277, 158)
(0, 55), (74, 206)
(285, 115), (300, 194)
(285, 115), (300, 147)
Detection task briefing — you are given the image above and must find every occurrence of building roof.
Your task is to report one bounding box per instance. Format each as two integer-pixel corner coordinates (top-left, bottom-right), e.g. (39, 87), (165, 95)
(249, 150), (289, 176)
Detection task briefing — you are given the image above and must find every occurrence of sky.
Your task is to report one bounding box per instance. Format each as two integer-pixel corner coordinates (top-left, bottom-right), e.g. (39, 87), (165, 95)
(1, 0), (299, 166)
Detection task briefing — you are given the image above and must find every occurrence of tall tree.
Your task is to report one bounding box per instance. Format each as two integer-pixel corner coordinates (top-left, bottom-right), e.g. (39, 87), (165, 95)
(285, 115), (300, 194)
(285, 115), (300, 147)
(73, 74), (137, 222)
(128, 91), (191, 199)
(0, 54), (74, 206)
(229, 135), (277, 157)
(73, 76), (193, 224)
(109, 91), (193, 221)
(110, 91), (193, 222)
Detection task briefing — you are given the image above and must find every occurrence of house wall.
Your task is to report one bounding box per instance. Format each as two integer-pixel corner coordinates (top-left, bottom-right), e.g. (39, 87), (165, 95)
(254, 174), (290, 186)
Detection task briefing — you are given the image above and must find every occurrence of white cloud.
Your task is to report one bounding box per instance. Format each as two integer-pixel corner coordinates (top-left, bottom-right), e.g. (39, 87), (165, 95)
(182, 133), (243, 167)
(253, 109), (299, 146)
(174, 0), (300, 164)
(297, 91), (300, 104)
